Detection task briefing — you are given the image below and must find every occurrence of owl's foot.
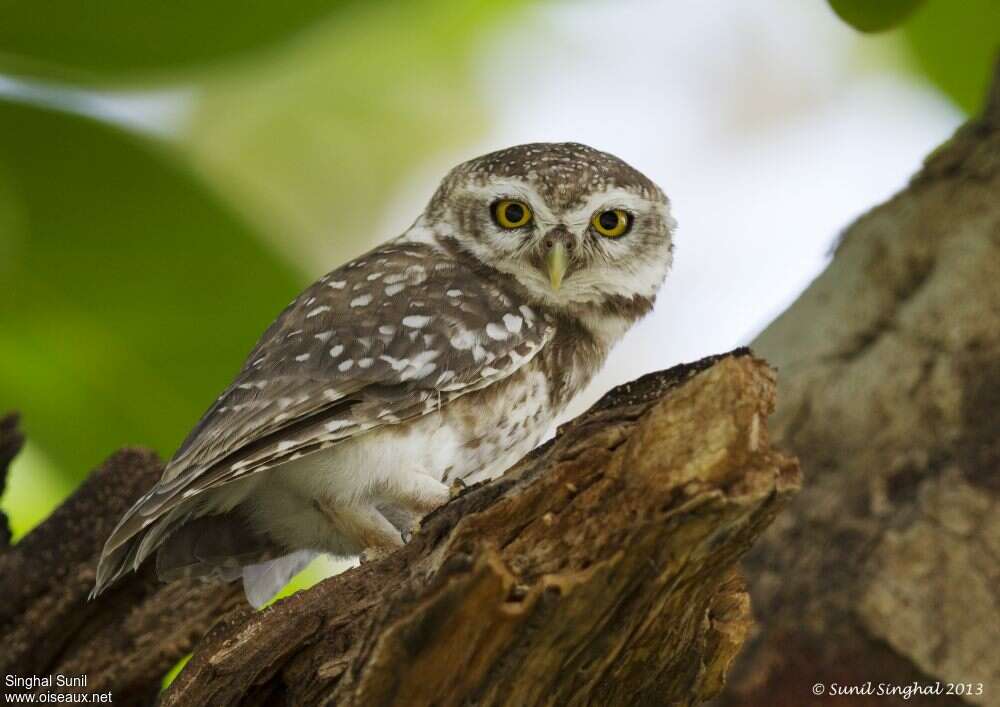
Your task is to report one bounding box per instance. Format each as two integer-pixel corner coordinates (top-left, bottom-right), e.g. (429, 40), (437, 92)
(381, 472), (451, 515)
(315, 501), (404, 557)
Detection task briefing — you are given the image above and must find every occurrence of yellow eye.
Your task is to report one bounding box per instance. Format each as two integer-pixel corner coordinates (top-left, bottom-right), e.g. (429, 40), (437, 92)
(592, 209), (631, 238)
(493, 199), (533, 229)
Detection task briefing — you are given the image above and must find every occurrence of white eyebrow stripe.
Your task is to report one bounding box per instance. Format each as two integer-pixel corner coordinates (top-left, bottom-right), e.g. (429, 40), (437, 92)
(566, 188), (651, 223)
(462, 180), (559, 224)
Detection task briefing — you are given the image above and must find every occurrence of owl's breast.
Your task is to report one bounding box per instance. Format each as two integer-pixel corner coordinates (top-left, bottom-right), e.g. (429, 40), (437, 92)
(420, 362), (554, 484)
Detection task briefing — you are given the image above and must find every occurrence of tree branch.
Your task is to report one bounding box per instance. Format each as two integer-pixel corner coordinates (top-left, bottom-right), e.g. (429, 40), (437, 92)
(2, 351), (799, 705)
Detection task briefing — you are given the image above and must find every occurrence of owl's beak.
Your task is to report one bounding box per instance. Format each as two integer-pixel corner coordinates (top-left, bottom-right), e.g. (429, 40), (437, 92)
(546, 241), (568, 291)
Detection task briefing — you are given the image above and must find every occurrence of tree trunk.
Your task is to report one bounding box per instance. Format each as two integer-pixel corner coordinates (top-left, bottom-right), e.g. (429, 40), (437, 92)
(1, 351), (798, 705)
(719, 61), (1000, 707)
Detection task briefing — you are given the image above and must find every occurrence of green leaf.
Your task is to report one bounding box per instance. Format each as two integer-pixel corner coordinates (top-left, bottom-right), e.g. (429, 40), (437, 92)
(828, 0), (927, 32)
(0, 0), (356, 82)
(0, 98), (304, 483)
(902, 0), (1000, 114)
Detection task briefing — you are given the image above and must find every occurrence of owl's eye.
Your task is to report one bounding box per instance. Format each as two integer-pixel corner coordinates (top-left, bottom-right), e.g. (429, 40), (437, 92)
(592, 209), (632, 238)
(492, 199), (533, 229)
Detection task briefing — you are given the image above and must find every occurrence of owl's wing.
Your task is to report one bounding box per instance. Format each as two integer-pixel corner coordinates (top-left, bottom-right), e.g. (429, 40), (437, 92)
(95, 241), (552, 591)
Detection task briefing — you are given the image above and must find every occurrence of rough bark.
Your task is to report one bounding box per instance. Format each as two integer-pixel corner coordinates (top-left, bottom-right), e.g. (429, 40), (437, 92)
(1, 352), (798, 706)
(719, 61), (1000, 707)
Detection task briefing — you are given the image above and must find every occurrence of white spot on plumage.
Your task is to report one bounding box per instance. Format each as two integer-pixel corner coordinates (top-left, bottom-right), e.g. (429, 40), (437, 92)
(446, 289), (463, 297)
(358, 358), (373, 368)
(277, 440), (297, 451)
(326, 419), (351, 432)
(330, 344), (345, 357)
(402, 315), (431, 329)
(385, 283), (405, 296)
(379, 325), (396, 336)
(367, 272), (384, 281)
(315, 331), (332, 343)
(486, 323), (508, 341)
(379, 354), (410, 372)
(450, 330), (475, 350)
(307, 305), (330, 318)
(400, 362), (436, 381)
(503, 314), (523, 334)
(327, 280), (346, 289)
(338, 359), (354, 372)
(351, 294), (372, 308)
(295, 353), (310, 362)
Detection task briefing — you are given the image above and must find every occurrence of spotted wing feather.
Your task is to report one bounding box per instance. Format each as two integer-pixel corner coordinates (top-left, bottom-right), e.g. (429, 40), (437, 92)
(94, 242), (551, 593)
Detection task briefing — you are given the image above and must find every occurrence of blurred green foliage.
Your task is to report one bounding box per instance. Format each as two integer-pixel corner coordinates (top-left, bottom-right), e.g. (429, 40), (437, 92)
(0, 99), (303, 475)
(828, 0), (926, 32)
(0, 0), (359, 82)
(903, 0), (1000, 114)
(830, 0), (1000, 114)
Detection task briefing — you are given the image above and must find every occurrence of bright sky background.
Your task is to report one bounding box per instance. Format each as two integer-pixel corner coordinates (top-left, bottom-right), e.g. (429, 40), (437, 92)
(381, 0), (962, 418)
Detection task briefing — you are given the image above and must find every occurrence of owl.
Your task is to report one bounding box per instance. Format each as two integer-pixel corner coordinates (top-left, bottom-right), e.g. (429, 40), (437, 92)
(93, 143), (675, 607)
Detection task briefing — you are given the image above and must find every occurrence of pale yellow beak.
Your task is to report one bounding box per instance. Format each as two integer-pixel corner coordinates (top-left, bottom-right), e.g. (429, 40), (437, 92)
(546, 242), (568, 291)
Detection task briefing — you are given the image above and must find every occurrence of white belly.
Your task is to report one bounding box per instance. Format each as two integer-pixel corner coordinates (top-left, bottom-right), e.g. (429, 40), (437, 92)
(245, 367), (553, 553)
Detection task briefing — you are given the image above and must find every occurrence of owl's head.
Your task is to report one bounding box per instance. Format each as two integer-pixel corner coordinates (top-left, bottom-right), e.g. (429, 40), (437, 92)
(423, 142), (674, 314)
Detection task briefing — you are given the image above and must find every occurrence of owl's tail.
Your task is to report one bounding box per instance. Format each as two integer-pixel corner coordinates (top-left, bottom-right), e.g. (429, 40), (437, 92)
(92, 506), (284, 601)
(91, 504), (192, 598)
(156, 513), (315, 608)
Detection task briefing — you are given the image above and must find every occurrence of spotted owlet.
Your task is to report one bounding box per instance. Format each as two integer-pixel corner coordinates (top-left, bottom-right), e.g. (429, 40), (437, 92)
(93, 142), (675, 606)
